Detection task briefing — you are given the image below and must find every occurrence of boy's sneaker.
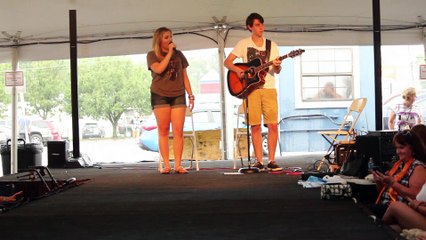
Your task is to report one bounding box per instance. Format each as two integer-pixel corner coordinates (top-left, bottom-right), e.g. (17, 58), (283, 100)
(267, 161), (283, 171)
(251, 161), (264, 170)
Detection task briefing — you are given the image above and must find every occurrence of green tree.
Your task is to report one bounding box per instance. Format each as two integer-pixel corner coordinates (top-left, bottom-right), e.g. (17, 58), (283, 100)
(185, 49), (219, 94)
(77, 56), (151, 137)
(20, 60), (69, 119)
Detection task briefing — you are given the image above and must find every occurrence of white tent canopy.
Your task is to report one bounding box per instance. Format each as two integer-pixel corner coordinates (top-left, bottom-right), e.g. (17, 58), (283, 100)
(1, 0), (425, 168)
(0, 0), (425, 62)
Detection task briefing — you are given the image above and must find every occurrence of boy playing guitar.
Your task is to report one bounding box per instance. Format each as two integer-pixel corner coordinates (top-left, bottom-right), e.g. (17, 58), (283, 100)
(224, 12), (283, 172)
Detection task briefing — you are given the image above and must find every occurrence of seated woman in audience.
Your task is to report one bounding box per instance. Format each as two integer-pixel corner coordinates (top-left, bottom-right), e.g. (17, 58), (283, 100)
(382, 182), (426, 233)
(381, 125), (426, 236)
(371, 130), (426, 218)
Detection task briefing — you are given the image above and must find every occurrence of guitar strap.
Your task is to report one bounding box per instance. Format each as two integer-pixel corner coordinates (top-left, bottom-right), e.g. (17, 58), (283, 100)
(265, 39), (271, 61)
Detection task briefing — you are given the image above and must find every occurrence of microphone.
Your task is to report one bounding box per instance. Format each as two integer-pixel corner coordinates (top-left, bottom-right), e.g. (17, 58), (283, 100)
(169, 42), (176, 51)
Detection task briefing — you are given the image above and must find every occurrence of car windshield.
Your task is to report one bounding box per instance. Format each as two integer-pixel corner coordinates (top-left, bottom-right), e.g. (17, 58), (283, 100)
(32, 120), (50, 128)
(85, 123), (98, 127)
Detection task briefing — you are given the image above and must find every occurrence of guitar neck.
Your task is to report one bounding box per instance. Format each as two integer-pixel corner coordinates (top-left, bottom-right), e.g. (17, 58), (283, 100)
(253, 49), (304, 73)
(256, 54), (289, 72)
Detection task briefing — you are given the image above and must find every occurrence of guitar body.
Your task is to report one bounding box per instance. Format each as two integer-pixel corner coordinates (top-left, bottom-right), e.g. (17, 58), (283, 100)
(227, 48), (305, 99)
(227, 58), (267, 99)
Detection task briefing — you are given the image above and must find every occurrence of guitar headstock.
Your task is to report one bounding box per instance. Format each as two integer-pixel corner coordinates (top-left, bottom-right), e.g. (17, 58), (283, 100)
(288, 49), (305, 58)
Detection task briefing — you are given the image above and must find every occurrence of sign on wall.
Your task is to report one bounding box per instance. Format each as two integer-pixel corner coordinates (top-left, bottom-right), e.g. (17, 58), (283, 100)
(420, 64), (426, 80)
(5, 71), (24, 86)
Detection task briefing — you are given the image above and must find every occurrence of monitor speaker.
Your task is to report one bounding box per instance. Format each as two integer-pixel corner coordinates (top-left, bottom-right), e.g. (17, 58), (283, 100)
(356, 131), (396, 171)
(47, 141), (69, 168)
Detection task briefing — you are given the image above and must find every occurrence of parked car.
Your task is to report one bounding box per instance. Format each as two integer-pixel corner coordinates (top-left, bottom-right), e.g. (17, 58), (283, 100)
(0, 119), (60, 145)
(29, 119), (61, 145)
(382, 91), (426, 129)
(0, 119), (62, 146)
(141, 114), (157, 131)
(137, 109), (269, 155)
(82, 122), (105, 139)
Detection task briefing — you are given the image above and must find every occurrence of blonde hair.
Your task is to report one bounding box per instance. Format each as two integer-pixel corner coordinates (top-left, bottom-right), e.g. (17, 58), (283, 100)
(152, 27), (171, 59)
(402, 87), (416, 100)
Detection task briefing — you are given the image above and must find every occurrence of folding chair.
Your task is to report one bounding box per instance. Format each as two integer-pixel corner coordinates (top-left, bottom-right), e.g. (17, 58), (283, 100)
(234, 103), (248, 169)
(182, 107), (199, 171)
(158, 107), (199, 172)
(316, 98), (367, 172)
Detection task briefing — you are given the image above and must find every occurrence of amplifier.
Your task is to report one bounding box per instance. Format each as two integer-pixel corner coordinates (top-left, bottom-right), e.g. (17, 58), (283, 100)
(355, 131), (396, 171)
(47, 141), (69, 168)
(364, 130), (397, 137)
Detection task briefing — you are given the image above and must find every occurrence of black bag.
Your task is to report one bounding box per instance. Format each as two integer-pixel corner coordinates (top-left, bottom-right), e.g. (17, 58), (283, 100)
(340, 155), (368, 178)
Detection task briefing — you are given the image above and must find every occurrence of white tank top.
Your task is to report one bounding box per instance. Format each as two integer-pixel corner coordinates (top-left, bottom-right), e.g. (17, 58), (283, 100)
(416, 183), (426, 202)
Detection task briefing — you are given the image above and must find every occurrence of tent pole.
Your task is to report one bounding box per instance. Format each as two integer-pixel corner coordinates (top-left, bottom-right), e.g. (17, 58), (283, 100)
(69, 9), (81, 159)
(217, 27), (228, 160)
(373, 0), (383, 130)
(10, 48), (19, 174)
(423, 28), (426, 62)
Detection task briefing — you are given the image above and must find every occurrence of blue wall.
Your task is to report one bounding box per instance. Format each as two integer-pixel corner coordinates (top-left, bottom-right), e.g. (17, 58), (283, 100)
(277, 46), (377, 152)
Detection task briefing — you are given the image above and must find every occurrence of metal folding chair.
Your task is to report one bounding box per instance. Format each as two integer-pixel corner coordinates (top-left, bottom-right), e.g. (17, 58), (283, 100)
(182, 107), (199, 171)
(316, 98), (367, 172)
(234, 103), (249, 169)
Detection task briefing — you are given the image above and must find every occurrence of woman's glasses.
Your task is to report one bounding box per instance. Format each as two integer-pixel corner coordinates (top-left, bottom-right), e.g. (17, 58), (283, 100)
(401, 130), (412, 137)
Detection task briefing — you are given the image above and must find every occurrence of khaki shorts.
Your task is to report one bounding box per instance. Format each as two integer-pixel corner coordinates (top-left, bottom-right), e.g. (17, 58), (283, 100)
(244, 88), (278, 126)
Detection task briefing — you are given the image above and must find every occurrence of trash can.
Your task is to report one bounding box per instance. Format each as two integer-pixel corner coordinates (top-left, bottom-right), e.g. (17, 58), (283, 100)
(1, 139), (43, 175)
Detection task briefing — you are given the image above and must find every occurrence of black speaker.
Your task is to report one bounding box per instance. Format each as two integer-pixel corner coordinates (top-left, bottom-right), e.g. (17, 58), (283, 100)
(47, 141), (69, 168)
(356, 131), (396, 172)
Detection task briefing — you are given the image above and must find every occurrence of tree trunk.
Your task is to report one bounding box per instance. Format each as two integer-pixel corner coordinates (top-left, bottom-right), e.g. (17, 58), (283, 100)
(112, 122), (118, 138)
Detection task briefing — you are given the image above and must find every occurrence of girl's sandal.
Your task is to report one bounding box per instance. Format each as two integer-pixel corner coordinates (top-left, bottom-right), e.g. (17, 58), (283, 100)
(160, 167), (171, 174)
(174, 167), (189, 174)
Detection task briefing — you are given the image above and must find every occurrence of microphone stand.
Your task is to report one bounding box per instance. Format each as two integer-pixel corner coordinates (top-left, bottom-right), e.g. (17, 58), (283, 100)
(238, 90), (260, 174)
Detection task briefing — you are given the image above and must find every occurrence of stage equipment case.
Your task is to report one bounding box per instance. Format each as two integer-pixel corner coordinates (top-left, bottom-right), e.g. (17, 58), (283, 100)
(1, 139), (43, 175)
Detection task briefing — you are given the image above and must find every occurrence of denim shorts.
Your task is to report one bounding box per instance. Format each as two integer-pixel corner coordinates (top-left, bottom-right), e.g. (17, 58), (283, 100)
(151, 92), (186, 109)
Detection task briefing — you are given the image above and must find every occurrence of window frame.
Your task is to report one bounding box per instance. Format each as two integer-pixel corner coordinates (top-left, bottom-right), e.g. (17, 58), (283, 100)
(294, 46), (360, 109)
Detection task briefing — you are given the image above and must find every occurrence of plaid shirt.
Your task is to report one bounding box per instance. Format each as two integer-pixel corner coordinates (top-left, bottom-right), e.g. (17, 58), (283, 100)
(380, 159), (426, 205)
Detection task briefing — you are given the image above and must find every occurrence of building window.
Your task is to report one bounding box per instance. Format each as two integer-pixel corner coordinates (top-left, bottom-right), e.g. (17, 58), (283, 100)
(294, 47), (358, 108)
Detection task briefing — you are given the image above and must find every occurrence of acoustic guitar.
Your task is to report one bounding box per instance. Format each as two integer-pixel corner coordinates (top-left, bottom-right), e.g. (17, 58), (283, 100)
(227, 49), (305, 99)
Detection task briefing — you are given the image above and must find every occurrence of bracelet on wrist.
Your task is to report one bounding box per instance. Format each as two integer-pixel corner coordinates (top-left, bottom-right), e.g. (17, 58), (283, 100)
(188, 95), (195, 100)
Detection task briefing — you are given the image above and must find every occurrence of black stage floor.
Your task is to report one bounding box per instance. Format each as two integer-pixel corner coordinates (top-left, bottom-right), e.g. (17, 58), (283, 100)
(0, 156), (400, 240)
